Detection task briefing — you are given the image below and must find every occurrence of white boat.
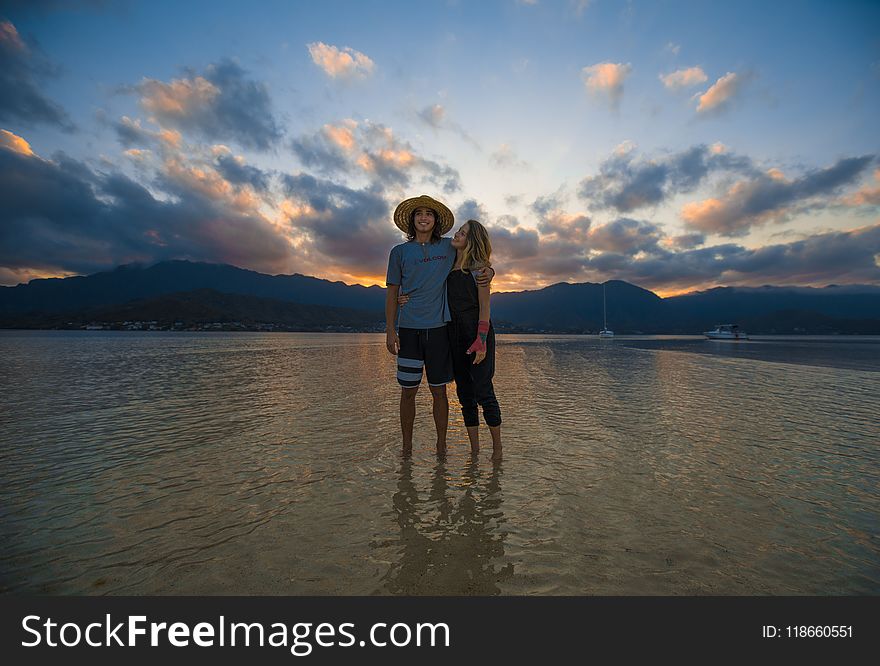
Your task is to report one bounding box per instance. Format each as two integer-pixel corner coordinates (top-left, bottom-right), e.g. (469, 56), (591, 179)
(599, 283), (614, 338)
(704, 324), (748, 340)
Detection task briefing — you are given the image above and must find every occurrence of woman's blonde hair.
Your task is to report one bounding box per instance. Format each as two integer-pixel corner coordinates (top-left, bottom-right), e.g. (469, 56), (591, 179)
(458, 219), (492, 273)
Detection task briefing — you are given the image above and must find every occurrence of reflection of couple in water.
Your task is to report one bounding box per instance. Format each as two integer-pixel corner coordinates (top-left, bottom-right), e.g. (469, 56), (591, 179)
(382, 457), (513, 595)
(385, 195), (503, 459)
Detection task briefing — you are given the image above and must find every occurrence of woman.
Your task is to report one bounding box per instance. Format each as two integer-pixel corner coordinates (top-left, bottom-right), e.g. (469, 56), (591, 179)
(399, 219), (502, 459)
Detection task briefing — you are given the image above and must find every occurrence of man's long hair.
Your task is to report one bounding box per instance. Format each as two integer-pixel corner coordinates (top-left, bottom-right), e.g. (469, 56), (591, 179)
(406, 208), (443, 243)
(458, 219), (492, 273)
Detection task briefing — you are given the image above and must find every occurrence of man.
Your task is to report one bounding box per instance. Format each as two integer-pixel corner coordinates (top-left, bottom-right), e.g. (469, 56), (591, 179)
(385, 195), (493, 456)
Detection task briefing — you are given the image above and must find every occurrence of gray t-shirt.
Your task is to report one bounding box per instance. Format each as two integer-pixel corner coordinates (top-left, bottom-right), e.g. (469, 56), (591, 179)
(386, 237), (454, 329)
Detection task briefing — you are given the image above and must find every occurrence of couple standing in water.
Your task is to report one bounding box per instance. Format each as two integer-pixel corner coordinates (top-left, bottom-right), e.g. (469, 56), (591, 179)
(385, 195), (502, 460)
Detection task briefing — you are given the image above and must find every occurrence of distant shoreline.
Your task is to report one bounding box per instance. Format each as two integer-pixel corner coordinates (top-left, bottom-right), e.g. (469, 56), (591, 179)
(3, 327), (880, 338)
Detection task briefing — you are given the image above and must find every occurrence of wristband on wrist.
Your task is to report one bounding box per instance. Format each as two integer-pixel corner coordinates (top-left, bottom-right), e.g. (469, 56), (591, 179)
(467, 320), (490, 354)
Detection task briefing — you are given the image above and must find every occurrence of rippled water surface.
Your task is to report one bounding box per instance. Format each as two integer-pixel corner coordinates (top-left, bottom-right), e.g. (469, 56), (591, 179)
(1, 331), (878, 595)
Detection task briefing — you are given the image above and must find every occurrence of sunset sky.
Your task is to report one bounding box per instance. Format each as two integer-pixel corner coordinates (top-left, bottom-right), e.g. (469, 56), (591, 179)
(1, 0), (879, 295)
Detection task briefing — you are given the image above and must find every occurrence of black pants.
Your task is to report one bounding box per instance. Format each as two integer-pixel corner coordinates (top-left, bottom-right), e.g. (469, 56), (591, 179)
(447, 317), (502, 428)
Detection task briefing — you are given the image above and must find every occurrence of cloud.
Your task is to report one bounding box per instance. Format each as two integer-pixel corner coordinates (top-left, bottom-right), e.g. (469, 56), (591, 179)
(488, 209), (880, 294)
(581, 62), (632, 109)
(840, 168), (880, 207)
(619, 224), (880, 291)
(0, 19), (74, 130)
(466, 196), (596, 289)
(660, 66), (707, 90)
(280, 173), (399, 280)
(214, 152), (272, 193)
(572, 0), (592, 17)
(487, 225), (540, 261)
(530, 191), (565, 218)
(0, 128), (34, 156)
(4, 126), (877, 294)
(530, 193), (592, 242)
(666, 232), (705, 249)
(0, 135), (294, 278)
(307, 42), (375, 80)
(291, 119), (461, 193)
(512, 57), (531, 74)
(111, 115), (181, 151)
(290, 121), (353, 175)
(539, 211), (592, 241)
(681, 156), (875, 236)
(417, 104), (445, 129)
(456, 199), (489, 224)
(114, 115), (154, 148)
(490, 143), (529, 170)
(482, 180), (880, 291)
(134, 59), (283, 151)
(587, 218), (662, 255)
(695, 71), (748, 114)
(359, 122), (461, 191)
(714, 224), (880, 285)
(665, 42), (681, 56)
(579, 143), (755, 212)
(0, 20), (26, 50)
(123, 148), (152, 164)
(415, 103), (480, 150)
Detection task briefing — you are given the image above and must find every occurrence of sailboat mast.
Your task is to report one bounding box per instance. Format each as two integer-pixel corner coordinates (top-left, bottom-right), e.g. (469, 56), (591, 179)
(603, 283), (607, 329)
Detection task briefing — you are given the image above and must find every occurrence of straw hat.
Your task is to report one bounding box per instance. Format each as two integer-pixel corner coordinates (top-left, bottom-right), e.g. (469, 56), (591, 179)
(393, 195), (454, 235)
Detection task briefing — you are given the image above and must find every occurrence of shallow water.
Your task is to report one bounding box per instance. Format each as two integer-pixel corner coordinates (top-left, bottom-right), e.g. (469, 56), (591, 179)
(1, 331), (878, 595)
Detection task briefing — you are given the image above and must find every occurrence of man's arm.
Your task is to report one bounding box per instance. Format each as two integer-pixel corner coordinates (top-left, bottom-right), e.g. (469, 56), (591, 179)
(474, 265), (495, 288)
(385, 284), (400, 355)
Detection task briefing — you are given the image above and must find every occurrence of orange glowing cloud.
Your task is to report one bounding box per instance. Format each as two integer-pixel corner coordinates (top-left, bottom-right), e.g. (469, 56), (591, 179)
(164, 152), (266, 214)
(159, 129), (182, 148)
(352, 125), (416, 173)
(139, 76), (219, 117)
(279, 198), (332, 222)
(118, 116), (180, 151)
(307, 42), (375, 79)
(660, 66), (708, 90)
(582, 62), (632, 106)
(124, 148), (151, 162)
(842, 169), (880, 206)
(0, 129), (35, 156)
(680, 180), (780, 236)
(695, 72), (742, 113)
(0, 20), (26, 51)
(164, 158), (234, 202)
(323, 121), (357, 151)
(375, 148), (415, 167)
(0, 266), (77, 287)
(681, 197), (726, 226)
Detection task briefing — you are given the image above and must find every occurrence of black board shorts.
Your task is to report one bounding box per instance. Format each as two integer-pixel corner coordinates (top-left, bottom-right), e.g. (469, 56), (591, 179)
(396, 326), (453, 388)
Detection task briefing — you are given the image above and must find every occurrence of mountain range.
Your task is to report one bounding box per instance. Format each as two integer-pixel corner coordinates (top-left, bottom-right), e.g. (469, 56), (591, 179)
(2, 260), (879, 334)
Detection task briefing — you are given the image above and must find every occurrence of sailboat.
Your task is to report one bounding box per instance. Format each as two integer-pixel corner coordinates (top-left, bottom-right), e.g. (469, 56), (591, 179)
(599, 283), (614, 338)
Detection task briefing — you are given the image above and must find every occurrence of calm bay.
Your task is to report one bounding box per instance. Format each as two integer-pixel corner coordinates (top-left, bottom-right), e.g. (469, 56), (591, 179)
(1, 331), (877, 595)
